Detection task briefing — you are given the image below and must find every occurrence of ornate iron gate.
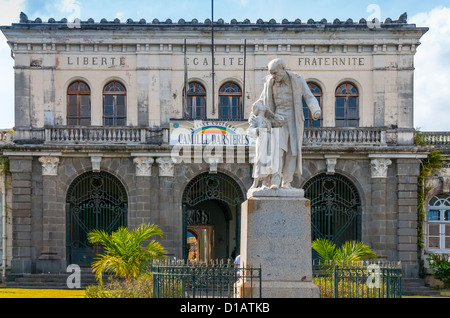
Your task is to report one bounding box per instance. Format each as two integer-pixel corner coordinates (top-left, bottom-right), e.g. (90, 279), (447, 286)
(304, 173), (361, 247)
(66, 171), (128, 266)
(182, 173), (245, 261)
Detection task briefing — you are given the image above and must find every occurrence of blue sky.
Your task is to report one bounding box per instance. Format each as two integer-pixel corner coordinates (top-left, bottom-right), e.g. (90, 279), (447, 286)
(17, 0), (447, 23)
(0, 0), (449, 131)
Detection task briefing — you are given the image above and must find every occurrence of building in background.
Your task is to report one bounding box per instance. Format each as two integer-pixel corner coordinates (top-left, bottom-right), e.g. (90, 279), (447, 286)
(0, 12), (445, 283)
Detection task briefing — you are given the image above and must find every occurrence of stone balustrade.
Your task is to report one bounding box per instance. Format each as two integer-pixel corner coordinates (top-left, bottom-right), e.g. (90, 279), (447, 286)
(45, 126), (168, 144)
(3, 127), (449, 148)
(303, 127), (386, 146)
(0, 129), (13, 144)
(422, 132), (450, 147)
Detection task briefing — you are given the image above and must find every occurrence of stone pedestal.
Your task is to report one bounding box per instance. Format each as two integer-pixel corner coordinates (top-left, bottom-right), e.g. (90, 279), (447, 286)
(240, 188), (319, 298)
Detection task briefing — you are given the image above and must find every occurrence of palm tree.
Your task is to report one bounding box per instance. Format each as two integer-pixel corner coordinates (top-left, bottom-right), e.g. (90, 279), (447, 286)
(88, 224), (167, 286)
(312, 238), (377, 263)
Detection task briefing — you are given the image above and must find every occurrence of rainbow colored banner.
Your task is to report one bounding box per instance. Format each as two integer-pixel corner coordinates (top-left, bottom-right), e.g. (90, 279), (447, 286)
(170, 120), (254, 146)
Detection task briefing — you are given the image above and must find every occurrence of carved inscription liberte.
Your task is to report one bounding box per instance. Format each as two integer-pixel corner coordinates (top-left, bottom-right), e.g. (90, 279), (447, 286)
(66, 56), (126, 66)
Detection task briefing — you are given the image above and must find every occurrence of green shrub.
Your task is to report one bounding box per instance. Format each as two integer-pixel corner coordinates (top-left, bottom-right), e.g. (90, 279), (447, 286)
(85, 274), (154, 298)
(426, 254), (450, 288)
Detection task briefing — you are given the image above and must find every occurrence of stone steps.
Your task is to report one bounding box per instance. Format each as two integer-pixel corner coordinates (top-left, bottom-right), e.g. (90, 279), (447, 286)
(4, 270), (103, 290)
(402, 278), (442, 297)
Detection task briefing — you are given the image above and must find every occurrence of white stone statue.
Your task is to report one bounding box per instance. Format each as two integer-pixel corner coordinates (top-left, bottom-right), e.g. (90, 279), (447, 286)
(247, 101), (284, 190)
(252, 58), (321, 190)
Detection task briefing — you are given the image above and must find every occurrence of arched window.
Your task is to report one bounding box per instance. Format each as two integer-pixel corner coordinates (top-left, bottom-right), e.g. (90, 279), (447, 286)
(67, 81), (91, 126)
(303, 82), (322, 128)
(335, 82), (359, 127)
(427, 194), (450, 251)
(184, 82), (206, 119)
(219, 82), (242, 120)
(103, 81), (127, 126)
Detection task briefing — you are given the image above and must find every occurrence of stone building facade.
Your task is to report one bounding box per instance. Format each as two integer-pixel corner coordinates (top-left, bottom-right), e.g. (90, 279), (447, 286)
(0, 13), (433, 278)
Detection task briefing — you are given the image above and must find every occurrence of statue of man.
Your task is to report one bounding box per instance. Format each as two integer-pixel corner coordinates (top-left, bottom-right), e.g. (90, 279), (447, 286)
(254, 58), (321, 189)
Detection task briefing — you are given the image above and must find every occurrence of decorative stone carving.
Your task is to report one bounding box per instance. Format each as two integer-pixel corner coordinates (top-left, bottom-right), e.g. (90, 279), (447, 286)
(441, 175), (450, 193)
(156, 157), (174, 177)
(370, 158), (392, 178)
(325, 156), (339, 175)
(39, 156), (59, 176)
(208, 158), (218, 174)
(90, 155), (102, 173)
(133, 157), (154, 177)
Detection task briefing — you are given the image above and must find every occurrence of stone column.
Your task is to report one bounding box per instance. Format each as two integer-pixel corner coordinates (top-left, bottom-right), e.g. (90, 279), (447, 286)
(133, 156), (154, 227)
(240, 188), (319, 298)
(396, 158), (420, 277)
(369, 158), (392, 258)
(37, 156), (65, 273)
(156, 157), (177, 257)
(9, 156), (33, 274)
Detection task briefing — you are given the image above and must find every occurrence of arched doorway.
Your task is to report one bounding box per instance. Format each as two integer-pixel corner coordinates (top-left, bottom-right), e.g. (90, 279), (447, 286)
(182, 172), (245, 262)
(66, 171), (128, 266)
(303, 173), (361, 251)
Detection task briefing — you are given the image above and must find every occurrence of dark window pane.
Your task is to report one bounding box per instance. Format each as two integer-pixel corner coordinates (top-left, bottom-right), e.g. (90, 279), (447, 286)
(312, 120), (321, 128)
(335, 119), (345, 127)
(79, 82), (90, 92)
(117, 96), (126, 116)
(348, 119), (359, 127)
(336, 84), (346, 95)
(68, 99), (78, 117)
(80, 118), (91, 126)
(68, 82), (79, 91)
(104, 82), (115, 92)
(429, 210), (441, 221)
(231, 97), (239, 107)
(79, 96), (91, 116)
(336, 108), (345, 118)
(349, 97), (358, 109)
(67, 118), (77, 125)
(104, 106), (113, 116)
(429, 236), (440, 249)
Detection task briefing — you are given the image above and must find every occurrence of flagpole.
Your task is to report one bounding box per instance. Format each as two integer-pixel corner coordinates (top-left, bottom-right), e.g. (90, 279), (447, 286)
(184, 38), (188, 118)
(211, 0), (215, 115)
(243, 39), (247, 119)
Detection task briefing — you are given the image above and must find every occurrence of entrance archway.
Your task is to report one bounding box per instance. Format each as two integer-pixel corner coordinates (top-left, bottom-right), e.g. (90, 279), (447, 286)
(182, 172), (245, 261)
(303, 173), (361, 249)
(66, 171), (128, 266)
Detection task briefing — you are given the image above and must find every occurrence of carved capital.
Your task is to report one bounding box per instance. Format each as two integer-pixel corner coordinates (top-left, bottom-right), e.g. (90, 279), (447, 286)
(370, 158), (392, 178)
(156, 157), (175, 177)
(133, 157), (154, 177)
(39, 156), (59, 176)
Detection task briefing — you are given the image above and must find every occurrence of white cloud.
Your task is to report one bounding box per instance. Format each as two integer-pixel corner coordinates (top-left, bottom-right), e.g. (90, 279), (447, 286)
(56, 0), (81, 18)
(0, 0), (24, 25)
(411, 6), (450, 132)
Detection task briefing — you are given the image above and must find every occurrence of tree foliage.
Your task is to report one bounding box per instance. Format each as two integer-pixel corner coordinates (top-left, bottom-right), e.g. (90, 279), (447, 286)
(312, 238), (377, 263)
(88, 224), (166, 285)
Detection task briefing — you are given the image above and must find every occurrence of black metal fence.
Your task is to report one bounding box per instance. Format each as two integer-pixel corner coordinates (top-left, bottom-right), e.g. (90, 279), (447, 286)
(152, 260), (262, 298)
(312, 260), (402, 298)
